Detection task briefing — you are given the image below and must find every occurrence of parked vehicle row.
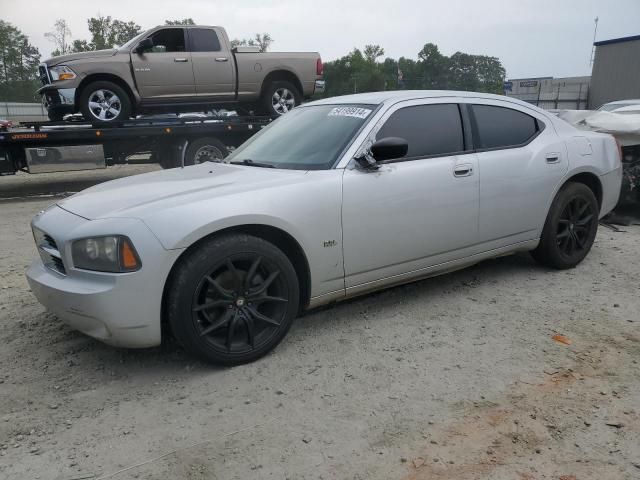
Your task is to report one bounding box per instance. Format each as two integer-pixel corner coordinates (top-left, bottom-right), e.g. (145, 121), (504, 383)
(27, 90), (622, 365)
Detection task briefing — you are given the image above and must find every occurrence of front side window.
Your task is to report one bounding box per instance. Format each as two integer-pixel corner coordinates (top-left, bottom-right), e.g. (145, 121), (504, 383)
(471, 104), (539, 149)
(149, 28), (186, 53)
(190, 29), (221, 52)
(376, 104), (465, 158)
(227, 104), (375, 170)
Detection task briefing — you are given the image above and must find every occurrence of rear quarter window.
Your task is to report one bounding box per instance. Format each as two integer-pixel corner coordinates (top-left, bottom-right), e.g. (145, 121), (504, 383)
(189, 28), (222, 52)
(471, 104), (540, 150)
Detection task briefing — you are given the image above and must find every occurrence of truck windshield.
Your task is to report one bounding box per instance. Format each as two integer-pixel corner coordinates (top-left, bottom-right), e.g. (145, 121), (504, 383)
(227, 104), (376, 170)
(119, 31), (148, 50)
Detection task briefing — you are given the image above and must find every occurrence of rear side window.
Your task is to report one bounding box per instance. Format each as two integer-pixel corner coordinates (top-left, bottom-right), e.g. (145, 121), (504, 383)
(376, 104), (464, 158)
(189, 28), (221, 52)
(471, 105), (539, 149)
(149, 28), (186, 53)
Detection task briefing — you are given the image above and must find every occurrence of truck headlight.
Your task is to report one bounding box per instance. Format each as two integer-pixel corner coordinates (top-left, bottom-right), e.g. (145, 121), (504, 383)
(72, 236), (141, 273)
(49, 65), (77, 81)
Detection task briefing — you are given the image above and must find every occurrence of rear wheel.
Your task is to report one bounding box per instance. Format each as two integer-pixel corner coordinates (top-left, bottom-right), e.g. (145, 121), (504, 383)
(167, 234), (300, 365)
(260, 81), (301, 116)
(531, 182), (599, 269)
(79, 81), (132, 125)
(184, 137), (228, 166)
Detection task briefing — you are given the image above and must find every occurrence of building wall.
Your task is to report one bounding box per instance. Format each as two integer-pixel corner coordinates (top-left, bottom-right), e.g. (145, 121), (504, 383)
(505, 76), (590, 110)
(590, 38), (640, 109)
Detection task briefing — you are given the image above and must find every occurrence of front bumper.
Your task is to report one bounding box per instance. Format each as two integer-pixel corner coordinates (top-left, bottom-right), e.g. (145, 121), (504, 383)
(25, 205), (183, 348)
(38, 86), (76, 115)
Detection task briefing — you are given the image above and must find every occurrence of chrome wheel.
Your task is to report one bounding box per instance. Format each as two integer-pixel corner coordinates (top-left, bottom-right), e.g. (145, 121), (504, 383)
(271, 88), (296, 115)
(87, 89), (122, 121)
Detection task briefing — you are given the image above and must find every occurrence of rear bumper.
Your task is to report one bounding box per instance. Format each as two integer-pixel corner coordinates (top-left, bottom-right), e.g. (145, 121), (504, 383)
(314, 79), (326, 95)
(599, 166), (623, 217)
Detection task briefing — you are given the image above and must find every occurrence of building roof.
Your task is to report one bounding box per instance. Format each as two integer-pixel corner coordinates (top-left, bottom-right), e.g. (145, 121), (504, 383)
(594, 34), (640, 47)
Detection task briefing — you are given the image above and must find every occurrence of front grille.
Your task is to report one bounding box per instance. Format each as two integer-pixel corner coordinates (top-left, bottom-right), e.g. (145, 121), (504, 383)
(33, 228), (66, 275)
(39, 65), (50, 86)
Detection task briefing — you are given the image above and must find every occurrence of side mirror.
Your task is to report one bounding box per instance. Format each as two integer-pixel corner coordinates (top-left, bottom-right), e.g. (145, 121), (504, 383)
(370, 137), (408, 161)
(135, 38), (154, 54)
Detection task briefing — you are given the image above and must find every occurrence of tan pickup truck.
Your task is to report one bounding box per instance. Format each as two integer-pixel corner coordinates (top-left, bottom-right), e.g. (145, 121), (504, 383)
(38, 25), (325, 124)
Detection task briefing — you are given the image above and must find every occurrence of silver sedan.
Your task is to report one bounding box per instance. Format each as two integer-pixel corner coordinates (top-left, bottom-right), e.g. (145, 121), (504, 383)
(27, 91), (622, 364)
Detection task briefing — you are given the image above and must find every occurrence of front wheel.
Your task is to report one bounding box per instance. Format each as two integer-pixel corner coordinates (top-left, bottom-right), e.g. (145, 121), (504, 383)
(531, 182), (599, 269)
(79, 81), (132, 125)
(167, 234), (300, 365)
(260, 81), (301, 116)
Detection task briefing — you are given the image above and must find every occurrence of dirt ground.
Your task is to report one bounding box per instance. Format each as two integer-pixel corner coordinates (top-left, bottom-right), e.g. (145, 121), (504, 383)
(0, 167), (639, 480)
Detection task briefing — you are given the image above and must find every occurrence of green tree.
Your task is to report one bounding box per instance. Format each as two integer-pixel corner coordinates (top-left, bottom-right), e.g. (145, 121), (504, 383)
(0, 20), (41, 102)
(363, 44), (384, 63)
(165, 18), (196, 25)
(87, 15), (142, 50)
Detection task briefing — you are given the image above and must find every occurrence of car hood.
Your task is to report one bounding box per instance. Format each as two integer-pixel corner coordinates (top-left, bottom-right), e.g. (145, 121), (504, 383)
(45, 49), (118, 66)
(57, 163), (309, 220)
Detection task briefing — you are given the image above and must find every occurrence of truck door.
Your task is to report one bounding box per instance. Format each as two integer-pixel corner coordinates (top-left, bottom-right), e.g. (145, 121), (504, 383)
(131, 28), (195, 100)
(188, 28), (235, 99)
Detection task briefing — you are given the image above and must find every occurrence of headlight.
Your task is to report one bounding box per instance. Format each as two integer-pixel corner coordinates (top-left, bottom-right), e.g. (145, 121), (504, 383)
(72, 236), (141, 273)
(49, 65), (77, 81)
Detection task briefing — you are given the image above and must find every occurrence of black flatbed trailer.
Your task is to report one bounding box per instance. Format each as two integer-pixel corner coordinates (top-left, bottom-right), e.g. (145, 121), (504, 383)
(0, 115), (273, 176)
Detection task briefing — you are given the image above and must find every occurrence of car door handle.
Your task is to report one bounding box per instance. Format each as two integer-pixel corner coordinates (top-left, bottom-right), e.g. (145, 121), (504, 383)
(215, 57), (229, 62)
(453, 164), (474, 177)
(174, 57), (189, 62)
(545, 153), (560, 164)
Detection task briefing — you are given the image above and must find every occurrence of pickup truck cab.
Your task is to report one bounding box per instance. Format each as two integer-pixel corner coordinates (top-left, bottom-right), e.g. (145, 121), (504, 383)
(38, 25), (324, 124)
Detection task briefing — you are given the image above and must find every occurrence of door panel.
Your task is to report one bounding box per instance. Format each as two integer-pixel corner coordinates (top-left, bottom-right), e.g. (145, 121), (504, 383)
(130, 28), (195, 100)
(342, 154), (479, 288)
(467, 102), (569, 243)
(188, 28), (235, 98)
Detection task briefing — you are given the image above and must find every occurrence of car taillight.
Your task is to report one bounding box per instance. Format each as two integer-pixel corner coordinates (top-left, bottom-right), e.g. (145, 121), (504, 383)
(316, 58), (323, 76)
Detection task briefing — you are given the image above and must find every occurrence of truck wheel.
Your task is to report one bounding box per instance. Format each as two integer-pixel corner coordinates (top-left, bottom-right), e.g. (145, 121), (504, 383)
(184, 137), (228, 166)
(79, 81), (132, 125)
(261, 81), (301, 116)
(167, 233), (300, 365)
(530, 182), (599, 269)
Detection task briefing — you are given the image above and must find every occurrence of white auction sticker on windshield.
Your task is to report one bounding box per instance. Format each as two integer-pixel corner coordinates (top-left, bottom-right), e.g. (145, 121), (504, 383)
(328, 107), (372, 119)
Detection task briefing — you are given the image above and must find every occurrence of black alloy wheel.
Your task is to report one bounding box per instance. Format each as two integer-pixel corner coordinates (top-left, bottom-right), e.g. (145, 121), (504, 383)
(167, 234), (299, 365)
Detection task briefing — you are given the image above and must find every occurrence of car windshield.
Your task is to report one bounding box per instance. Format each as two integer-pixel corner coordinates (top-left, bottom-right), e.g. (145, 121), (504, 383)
(226, 104), (376, 170)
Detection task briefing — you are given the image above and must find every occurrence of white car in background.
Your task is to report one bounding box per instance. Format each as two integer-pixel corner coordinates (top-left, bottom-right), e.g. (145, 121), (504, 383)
(27, 91), (622, 365)
(598, 99), (640, 113)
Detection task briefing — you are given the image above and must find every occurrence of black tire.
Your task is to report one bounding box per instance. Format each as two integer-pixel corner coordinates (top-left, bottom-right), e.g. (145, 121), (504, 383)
(184, 137), (228, 166)
(79, 81), (132, 125)
(47, 110), (65, 122)
(260, 80), (301, 116)
(531, 182), (599, 269)
(167, 234), (300, 365)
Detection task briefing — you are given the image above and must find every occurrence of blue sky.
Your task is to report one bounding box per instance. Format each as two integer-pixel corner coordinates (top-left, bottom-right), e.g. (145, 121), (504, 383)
(3, 0), (639, 79)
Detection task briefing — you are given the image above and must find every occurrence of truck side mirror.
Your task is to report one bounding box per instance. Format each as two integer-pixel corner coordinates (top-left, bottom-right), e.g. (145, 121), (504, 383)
(135, 38), (154, 54)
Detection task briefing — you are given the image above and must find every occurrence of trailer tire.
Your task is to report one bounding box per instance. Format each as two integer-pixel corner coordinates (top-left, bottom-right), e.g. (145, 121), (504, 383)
(184, 137), (228, 166)
(79, 81), (132, 125)
(47, 111), (65, 122)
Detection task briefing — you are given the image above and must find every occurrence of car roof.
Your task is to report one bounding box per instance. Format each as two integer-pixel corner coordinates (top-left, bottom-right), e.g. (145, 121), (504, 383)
(307, 90), (538, 109)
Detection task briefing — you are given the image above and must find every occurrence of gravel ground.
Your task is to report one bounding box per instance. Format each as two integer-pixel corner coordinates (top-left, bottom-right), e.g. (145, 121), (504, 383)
(0, 167), (639, 480)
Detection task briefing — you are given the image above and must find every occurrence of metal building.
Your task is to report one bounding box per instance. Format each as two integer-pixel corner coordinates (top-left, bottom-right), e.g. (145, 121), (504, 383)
(504, 76), (590, 110)
(589, 34), (640, 109)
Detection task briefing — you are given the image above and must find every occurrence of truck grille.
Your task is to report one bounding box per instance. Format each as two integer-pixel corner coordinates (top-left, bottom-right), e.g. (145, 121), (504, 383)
(38, 65), (50, 85)
(33, 228), (66, 275)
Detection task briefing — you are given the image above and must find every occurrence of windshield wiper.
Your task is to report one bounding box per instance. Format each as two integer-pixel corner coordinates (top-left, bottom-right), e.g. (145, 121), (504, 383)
(230, 159), (275, 168)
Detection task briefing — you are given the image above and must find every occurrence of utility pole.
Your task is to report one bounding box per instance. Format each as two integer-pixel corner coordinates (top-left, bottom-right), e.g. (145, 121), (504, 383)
(589, 17), (599, 68)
